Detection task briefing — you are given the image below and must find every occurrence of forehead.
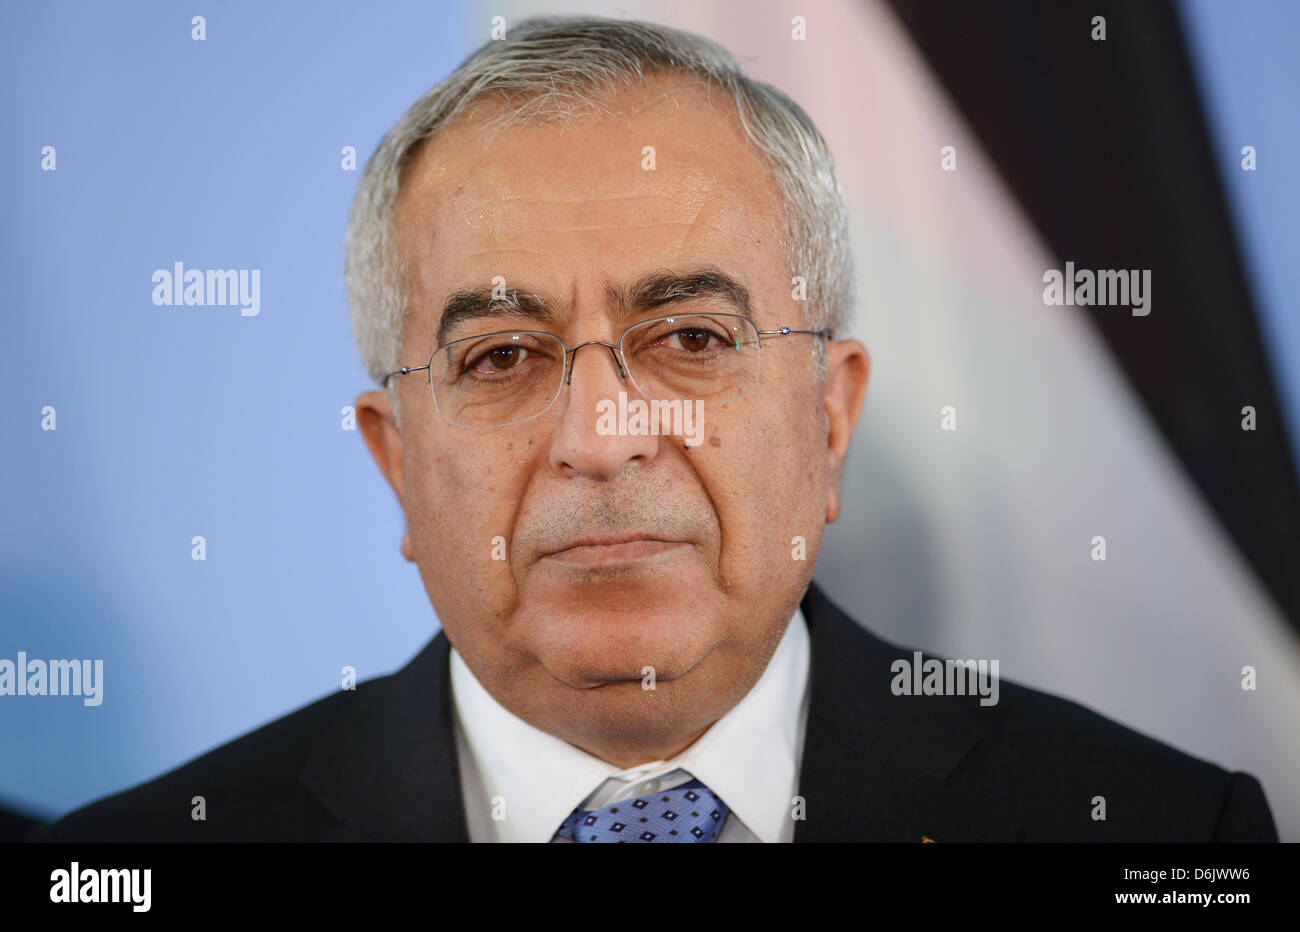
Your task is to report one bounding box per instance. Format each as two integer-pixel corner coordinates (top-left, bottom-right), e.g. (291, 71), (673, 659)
(391, 75), (789, 334)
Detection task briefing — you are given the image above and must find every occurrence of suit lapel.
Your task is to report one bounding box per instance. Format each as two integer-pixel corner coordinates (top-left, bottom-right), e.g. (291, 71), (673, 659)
(298, 631), (469, 841)
(794, 582), (1021, 842)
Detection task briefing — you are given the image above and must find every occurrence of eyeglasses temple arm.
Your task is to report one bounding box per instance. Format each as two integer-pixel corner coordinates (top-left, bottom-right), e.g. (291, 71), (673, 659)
(380, 363), (431, 387)
(756, 328), (834, 339)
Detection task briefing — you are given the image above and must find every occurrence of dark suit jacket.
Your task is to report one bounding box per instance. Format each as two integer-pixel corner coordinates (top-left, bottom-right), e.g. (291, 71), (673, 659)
(27, 582), (1277, 842)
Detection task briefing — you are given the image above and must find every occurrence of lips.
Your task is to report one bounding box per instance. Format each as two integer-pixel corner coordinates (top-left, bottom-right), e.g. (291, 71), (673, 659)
(541, 535), (690, 567)
(547, 533), (667, 553)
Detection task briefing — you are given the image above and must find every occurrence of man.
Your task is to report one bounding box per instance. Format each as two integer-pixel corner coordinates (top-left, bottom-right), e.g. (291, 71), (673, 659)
(29, 16), (1276, 843)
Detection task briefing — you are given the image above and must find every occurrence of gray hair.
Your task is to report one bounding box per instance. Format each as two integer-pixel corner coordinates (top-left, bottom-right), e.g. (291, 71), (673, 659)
(345, 15), (853, 423)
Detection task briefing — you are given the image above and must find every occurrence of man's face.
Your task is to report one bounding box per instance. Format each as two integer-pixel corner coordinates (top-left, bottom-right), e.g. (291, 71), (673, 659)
(359, 75), (868, 765)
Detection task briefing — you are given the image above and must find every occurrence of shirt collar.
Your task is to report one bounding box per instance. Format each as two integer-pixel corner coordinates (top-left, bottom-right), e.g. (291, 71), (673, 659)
(450, 606), (810, 842)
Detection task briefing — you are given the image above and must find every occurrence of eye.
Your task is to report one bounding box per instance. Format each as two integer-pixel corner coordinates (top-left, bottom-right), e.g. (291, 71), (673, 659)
(665, 326), (723, 352)
(467, 344), (529, 373)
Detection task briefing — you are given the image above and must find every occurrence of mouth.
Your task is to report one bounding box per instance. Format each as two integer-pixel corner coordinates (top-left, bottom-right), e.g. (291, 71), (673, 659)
(541, 535), (691, 568)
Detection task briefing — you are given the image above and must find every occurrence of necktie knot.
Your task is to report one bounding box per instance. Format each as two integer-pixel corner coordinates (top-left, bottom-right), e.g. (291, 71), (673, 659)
(554, 777), (730, 843)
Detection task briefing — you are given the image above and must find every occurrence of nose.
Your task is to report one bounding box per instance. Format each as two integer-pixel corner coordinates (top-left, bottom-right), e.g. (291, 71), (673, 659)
(548, 339), (661, 479)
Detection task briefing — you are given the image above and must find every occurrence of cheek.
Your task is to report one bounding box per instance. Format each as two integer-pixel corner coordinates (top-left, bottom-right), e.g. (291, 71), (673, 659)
(724, 395), (827, 553)
(701, 414), (800, 568)
(406, 436), (531, 567)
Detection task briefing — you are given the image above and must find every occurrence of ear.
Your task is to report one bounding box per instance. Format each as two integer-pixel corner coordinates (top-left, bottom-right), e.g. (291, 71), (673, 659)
(823, 339), (870, 524)
(356, 389), (415, 561)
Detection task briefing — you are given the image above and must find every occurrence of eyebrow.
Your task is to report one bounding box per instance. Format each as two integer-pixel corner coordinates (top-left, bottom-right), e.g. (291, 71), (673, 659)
(611, 268), (752, 322)
(436, 287), (558, 347)
(435, 268), (752, 346)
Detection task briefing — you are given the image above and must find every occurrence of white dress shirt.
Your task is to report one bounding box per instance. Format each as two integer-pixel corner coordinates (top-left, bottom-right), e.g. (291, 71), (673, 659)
(450, 606), (811, 843)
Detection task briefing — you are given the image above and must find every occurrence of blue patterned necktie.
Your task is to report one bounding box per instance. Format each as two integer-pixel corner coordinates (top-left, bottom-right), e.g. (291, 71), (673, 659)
(554, 777), (731, 843)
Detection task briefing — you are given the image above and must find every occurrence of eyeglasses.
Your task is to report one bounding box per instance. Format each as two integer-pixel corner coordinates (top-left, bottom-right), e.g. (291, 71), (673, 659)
(382, 312), (832, 427)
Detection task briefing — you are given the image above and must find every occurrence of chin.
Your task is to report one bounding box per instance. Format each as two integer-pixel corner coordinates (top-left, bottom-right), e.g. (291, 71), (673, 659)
(528, 605), (719, 687)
